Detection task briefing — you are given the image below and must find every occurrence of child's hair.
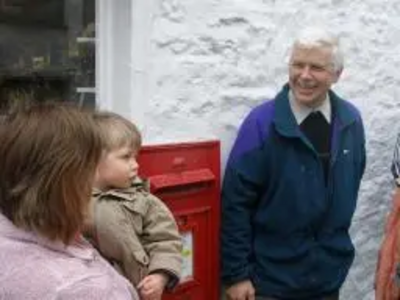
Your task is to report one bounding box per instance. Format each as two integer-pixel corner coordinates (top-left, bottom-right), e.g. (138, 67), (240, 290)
(0, 103), (102, 244)
(93, 111), (142, 153)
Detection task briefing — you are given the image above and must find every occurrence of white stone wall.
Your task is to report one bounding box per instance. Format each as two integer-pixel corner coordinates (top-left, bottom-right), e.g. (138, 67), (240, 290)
(138, 0), (400, 299)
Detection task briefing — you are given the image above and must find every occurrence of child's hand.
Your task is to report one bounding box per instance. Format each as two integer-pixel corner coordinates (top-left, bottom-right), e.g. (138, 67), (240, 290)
(137, 273), (168, 300)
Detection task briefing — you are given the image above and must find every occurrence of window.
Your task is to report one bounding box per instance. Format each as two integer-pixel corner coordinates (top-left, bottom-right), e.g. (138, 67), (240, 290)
(0, 0), (96, 109)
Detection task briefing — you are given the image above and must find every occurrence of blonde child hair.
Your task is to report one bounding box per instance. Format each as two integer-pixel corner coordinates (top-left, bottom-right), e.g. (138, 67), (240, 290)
(93, 111), (141, 153)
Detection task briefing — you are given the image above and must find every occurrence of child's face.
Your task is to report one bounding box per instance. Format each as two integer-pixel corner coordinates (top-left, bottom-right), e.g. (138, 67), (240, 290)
(94, 145), (139, 191)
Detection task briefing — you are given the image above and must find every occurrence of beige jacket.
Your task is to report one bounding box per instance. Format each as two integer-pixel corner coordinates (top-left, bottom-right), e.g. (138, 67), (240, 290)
(85, 179), (182, 288)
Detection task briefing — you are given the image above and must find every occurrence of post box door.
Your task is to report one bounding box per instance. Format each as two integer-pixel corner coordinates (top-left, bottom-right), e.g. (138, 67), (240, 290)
(138, 141), (220, 300)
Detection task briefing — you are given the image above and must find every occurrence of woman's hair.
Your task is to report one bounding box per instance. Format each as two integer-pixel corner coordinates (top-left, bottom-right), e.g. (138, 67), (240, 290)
(293, 26), (344, 72)
(93, 111), (142, 153)
(0, 103), (102, 244)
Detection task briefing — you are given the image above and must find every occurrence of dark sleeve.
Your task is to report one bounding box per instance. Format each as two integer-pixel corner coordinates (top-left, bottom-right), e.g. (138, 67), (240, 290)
(359, 116), (366, 179)
(392, 133), (400, 186)
(220, 111), (269, 287)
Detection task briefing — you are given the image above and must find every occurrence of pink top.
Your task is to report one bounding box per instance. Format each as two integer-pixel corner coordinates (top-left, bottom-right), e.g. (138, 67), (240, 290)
(0, 213), (138, 300)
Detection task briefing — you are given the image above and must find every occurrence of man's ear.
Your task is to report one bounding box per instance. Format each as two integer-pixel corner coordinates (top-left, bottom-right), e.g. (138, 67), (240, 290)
(332, 67), (343, 84)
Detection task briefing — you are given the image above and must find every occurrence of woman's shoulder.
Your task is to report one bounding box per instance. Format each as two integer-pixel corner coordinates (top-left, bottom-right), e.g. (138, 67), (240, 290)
(57, 267), (137, 299)
(0, 236), (136, 299)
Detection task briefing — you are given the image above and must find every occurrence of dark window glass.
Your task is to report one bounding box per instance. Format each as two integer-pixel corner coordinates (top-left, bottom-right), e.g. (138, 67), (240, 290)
(0, 0), (96, 110)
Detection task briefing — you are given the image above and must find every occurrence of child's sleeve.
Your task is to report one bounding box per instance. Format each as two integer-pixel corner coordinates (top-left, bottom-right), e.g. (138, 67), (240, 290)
(141, 193), (183, 289)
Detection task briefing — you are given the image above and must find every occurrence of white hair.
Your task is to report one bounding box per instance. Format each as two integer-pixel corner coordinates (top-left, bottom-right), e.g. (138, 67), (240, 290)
(293, 27), (344, 72)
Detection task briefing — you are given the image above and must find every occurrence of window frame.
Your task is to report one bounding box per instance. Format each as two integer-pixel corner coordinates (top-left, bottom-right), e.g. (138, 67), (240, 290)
(96, 0), (156, 125)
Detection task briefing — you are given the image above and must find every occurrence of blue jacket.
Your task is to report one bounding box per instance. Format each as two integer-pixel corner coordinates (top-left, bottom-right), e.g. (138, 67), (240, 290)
(221, 84), (366, 299)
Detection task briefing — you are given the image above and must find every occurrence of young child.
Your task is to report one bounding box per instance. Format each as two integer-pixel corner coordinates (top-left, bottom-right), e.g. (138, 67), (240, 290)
(84, 111), (182, 300)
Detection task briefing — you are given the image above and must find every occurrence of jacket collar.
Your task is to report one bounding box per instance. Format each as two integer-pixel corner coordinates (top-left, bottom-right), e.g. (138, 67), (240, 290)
(289, 90), (331, 124)
(273, 83), (357, 137)
(92, 177), (150, 201)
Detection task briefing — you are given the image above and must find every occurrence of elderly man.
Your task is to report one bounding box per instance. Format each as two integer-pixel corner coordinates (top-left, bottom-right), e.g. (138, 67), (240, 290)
(221, 27), (366, 300)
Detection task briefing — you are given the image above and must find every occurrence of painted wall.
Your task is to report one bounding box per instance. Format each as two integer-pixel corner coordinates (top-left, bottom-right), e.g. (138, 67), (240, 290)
(135, 1), (400, 298)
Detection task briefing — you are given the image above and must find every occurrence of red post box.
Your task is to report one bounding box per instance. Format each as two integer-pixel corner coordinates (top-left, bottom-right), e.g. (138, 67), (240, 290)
(138, 140), (220, 300)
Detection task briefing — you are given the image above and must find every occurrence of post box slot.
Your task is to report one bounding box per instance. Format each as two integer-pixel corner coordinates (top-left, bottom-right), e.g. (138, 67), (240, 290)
(149, 168), (215, 195)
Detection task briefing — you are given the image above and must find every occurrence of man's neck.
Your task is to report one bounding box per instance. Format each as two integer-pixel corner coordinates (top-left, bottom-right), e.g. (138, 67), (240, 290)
(289, 91), (331, 124)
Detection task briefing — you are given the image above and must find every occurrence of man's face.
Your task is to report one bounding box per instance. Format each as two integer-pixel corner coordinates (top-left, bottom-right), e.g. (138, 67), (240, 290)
(289, 45), (341, 107)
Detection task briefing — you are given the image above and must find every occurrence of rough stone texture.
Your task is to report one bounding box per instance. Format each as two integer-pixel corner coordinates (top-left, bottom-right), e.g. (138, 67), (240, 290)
(141, 1), (400, 298)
